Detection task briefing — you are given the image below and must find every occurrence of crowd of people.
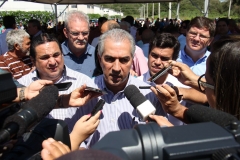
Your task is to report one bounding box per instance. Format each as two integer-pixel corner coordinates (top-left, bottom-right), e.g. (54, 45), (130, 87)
(0, 11), (240, 159)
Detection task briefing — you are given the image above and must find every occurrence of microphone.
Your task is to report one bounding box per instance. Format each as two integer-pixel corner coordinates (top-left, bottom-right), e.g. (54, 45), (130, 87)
(0, 85), (58, 144)
(185, 104), (238, 127)
(124, 85), (156, 121)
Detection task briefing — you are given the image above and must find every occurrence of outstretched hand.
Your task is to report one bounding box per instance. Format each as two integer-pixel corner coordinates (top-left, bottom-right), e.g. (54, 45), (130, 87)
(25, 80), (53, 100)
(148, 115), (173, 127)
(68, 84), (102, 107)
(168, 60), (199, 88)
(70, 111), (101, 150)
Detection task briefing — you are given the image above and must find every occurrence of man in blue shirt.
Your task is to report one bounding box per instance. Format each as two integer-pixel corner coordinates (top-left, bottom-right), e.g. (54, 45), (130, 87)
(177, 17), (215, 76)
(62, 10), (96, 78)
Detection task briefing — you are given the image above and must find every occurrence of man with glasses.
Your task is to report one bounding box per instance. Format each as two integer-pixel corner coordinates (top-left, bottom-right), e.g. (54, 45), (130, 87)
(62, 11), (96, 77)
(177, 17), (215, 76)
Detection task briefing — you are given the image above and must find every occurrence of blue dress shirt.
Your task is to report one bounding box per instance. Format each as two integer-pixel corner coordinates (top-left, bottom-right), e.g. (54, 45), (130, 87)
(177, 48), (211, 76)
(61, 40), (96, 78)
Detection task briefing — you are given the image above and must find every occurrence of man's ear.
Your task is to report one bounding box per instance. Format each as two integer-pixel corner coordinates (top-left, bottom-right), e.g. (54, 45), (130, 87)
(14, 43), (20, 51)
(63, 28), (68, 38)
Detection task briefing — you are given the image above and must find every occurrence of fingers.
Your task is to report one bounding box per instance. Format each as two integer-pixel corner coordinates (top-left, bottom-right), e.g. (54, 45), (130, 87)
(41, 138), (70, 160)
(41, 148), (54, 160)
(37, 80), (54, 85)
(149, 115), (173, 127)
(80, 114), (91, 122)
(88, 110), (101, 124)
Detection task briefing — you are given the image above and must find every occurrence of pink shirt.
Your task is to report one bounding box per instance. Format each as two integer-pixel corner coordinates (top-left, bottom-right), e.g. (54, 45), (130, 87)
(132, 46), (148, 76)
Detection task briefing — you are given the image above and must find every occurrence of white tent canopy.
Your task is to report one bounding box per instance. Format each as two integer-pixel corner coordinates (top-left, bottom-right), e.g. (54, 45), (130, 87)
(28, 0), (180, 4)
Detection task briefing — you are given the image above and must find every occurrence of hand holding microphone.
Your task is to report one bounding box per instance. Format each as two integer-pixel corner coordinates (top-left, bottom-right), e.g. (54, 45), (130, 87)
(0, 85), (58, 144)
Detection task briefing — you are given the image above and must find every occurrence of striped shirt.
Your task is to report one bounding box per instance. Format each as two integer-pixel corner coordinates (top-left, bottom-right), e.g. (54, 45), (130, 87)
(17, 65), (95, 120)
(49, 75), (169, 148)
(0, 52), (33, 79)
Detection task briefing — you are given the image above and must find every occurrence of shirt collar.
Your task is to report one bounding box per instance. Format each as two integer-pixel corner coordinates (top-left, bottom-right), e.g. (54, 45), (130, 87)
(181, 47), (210, 60)
(31, 65), (76, 82)
(62, 40), (93, 56)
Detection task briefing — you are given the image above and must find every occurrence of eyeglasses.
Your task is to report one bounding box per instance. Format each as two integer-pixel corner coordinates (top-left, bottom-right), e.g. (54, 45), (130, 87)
(67, 29), (89, 37)
(188, 31), (211, 40)
(198, 74), (214, 92)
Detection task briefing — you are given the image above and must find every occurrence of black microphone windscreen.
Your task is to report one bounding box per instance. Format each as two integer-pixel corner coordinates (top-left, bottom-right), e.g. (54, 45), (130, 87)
(24, 85), (59, 119)
(56, 149), (121, 160)
(3, 85), (58, 136)
(185, 104), (238, 127)
(127, 93), (146, 109)
(124, 85), (140, 100)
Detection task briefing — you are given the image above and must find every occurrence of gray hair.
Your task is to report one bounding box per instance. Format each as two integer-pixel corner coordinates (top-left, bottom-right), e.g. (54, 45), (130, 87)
(64, 10), (89, 29)
(119, 21), (131, 33)
(6, 29), (30, 51)
(98, 28), (135, 57)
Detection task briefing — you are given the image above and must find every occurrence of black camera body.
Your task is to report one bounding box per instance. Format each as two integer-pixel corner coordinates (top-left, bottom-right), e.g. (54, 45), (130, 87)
(92, 122), (240, 160)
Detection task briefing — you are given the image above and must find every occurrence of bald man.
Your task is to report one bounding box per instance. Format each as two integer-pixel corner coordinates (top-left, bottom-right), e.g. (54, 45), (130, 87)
(91, 20), (120, 47)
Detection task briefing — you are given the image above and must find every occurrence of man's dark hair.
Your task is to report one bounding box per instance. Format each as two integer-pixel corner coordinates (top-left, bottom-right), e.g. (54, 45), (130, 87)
(98, 17), (108, 24)
(125, 16), (134, 26)
(3, 16), (16, 29)
(30, 33), (62, 60)
(216, 18), (229, 26)
(187, 16), (215, 37)
(149, 33), (180, 60)
(28, 19), (41, 30)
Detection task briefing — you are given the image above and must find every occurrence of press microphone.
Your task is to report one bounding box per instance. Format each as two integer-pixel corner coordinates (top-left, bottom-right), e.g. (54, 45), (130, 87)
(124, 85), (156, 121)
(185, 104), (238, 127)
(0, 85), (58, 144)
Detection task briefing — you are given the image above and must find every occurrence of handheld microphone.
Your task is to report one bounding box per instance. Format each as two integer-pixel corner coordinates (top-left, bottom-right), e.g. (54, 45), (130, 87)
(185, 104), (238, 127)
(0, 85), (58, 144)
(124, 85), (156, 121)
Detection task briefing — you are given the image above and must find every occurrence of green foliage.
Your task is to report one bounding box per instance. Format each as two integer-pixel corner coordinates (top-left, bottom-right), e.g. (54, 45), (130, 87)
(102, 0), (240, 20)
(87, 14), (101, 19)
(0, 11), (54, 25)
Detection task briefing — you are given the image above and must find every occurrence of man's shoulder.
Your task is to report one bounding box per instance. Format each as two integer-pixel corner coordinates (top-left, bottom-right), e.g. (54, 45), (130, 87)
(65, 66), (92, 80)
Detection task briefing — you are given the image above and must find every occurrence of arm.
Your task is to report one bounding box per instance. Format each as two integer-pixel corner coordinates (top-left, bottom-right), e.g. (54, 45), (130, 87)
(13, 80), (53, 102)
(69, 111), (101, 150)
(151, 84), (189, 123)
(56, 84), (102, 108)
(178, 87), (208, 105)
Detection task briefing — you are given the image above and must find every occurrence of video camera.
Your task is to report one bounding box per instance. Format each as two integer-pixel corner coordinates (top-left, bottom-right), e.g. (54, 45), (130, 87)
(92, 121), (240, 160)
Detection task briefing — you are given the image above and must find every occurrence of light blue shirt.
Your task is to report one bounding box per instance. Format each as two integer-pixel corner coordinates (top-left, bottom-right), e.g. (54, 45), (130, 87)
(0, 29), (13, 55)
(141, 43), (149, 59)
(61, 40), (96, 78)
(177, 48), (211, 76)
(53, 75), (169, 148)
(177, 34), (186, 51)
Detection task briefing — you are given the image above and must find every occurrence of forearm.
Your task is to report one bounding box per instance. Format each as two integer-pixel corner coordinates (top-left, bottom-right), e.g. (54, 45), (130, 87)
(168, 103), (189, 124)
(13, 87), (26, 103)
(69, 132), (86, 151)
(180, 88), (208, 105)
